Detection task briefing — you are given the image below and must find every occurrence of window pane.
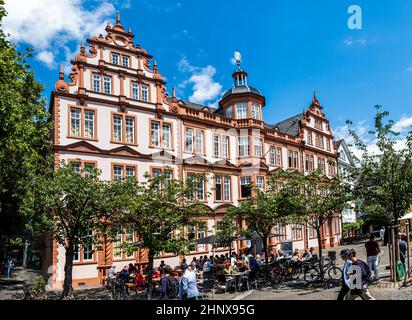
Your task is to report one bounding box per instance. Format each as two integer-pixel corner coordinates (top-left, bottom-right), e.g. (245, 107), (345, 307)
(112, 54), (119, 65)
(252, 104), (260, 120)
(236, 103), (248, 119)
(186, 128), (194, 152)
(215, 176), (222, 201)
(113, 225), (123, 259)
(113, 115), (122, 142)
(238, 137), (249, 157)
(151, 121), (160, 146)
(93, 74), (101, 92)
(224, 176), (230, 201)
(125, 117), (135, 143)
(141, 85), (149, 102)
(162, 123), (171, 148)
(103, 76), (111, 94)
(213, 135), (220, 157)
(269, 146), (275, 165)
(113, 165), (123, 180)
(70, 108), (81, 136)
(256, 176), (264, 190)
(254, 138), (262, 157)
(122, 56), (129, 67)
(240, 176), (251, 198)
(125, 225), (134, 258)
(83, 229), (94, 261)
(197, 175), (205, 200)
(84, 110), (94, 138)
(125, 166), (135, 177)
(226, 106), (233, 118)
(195, 130), (204, 154)
(222, 136), (229, 158)
(131, 82), (139, 100)
(84, 163), (95, 178)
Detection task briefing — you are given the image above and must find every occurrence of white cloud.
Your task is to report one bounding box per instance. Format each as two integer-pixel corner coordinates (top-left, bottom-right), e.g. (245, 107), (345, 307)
(177, 57), (223, 105)
(343, 35), (369, 47)
(333, 117), (411, 160)
(121, 0), (132, 9)
(36, 50), (55, 69)
(393, 116), (412, 133)
(3, 0), (115, 68)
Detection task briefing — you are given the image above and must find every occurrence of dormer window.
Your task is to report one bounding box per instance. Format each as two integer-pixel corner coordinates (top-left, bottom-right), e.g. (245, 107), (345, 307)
(236, 103), (248, 119)
(226, 105), (233, 118)
(252, 104), (260, 120)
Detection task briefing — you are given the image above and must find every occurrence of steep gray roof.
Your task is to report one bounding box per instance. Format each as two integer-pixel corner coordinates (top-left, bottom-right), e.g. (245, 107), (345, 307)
(272, 113), (304, 136)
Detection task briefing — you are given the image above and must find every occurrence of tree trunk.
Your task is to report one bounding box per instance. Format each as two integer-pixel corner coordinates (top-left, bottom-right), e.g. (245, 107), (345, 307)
(316, 228), (323, 281)
(262, 236), (269, 265)
(62, 243), (74, 299)
(146, 254), (154, 300)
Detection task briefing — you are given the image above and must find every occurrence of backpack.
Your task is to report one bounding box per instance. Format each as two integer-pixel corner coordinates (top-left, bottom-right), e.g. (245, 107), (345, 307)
(166, 276), (178, 298)
(358, 259), (371, 280)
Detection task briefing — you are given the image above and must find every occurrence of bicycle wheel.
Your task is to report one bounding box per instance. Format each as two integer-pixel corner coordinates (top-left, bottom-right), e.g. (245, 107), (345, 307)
(290, 266), (301, 280)
(304, 268), (320, 284)
(327, 266), (342, 281)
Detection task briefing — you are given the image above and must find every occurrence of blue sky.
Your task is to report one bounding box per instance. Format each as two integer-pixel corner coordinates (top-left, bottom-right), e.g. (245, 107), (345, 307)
(3, 0), (412, 143)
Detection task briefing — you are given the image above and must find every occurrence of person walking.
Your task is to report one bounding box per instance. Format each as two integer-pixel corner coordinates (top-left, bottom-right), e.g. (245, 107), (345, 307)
(379, 227), (385, 244)
(6, 256), (14, 279)
(365, 235), (380, 281)
(399, 235), (407, 270)
(347, 249), (375, 300)
(178, 264), (199, 300)
(337, 249), (352, 300)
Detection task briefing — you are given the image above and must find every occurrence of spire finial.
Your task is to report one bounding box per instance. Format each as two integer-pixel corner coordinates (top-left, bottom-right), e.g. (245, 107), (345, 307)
(312, 91), (321, 107)
(172, 87), (176, 98)
(153, 60), (158, 72)
(116, 11), (121, 25)
(59, 64), (64, 79)
(234, 51), (242, 70)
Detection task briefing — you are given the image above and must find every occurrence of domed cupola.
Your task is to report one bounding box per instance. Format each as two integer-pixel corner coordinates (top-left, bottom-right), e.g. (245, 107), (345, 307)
(219, 51), (265, 121)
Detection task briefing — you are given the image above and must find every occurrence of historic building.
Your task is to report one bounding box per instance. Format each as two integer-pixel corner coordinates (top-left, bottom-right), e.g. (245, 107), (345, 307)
(45, 14), (342, 288)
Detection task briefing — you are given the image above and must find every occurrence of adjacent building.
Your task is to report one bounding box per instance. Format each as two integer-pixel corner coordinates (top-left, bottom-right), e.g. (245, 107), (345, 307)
(45, 14), (342, 289)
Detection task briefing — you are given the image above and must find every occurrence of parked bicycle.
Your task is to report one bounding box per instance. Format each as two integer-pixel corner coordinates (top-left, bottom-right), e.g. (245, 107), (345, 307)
(303, 251), (342, 284)
(106, 276), (128, 300)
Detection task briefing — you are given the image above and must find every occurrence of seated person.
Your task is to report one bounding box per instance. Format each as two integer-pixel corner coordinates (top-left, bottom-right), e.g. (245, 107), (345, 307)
(290, 252), (301, 266)
(223, 261), (233, 275)
(108, 264), (117, 279)
(158, 260), (166, 272)
(117, 266), (131, 284)
(180, 259), (188, 270)
(128, 263), (137, 274)
(133, 270), (148, 290)
(255, 254), (263, 266)
(302, 249), (312, 261)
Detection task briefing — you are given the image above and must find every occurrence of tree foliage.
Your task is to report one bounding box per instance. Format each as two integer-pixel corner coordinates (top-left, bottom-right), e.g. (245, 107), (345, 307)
(0, 1), (51, 251)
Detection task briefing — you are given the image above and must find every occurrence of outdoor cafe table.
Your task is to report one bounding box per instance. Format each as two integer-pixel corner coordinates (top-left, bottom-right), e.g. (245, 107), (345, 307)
(225, 272), (248, 292)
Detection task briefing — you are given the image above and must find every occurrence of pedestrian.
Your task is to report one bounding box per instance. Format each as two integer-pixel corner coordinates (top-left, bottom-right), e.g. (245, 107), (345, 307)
(365, 234), (380, 281)
(203, 256), (212, 279)
(160, 268), (178, 300)
(347, 249), (375, 300)
(178, 264), (199, 300)
(399, 235), (407, 269)
(337, 249), (352, 300)
(379, 227), (385, 243)
(180, 258), (188, 270)
(6, 256), (14, 279)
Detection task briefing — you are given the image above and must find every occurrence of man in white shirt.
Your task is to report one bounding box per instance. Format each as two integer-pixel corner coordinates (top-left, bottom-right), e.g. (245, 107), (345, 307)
(337, 249), (352, 300)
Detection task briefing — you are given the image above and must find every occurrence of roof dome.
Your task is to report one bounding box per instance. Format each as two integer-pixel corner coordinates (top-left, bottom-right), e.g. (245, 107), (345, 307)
(222, 85), (262, 99)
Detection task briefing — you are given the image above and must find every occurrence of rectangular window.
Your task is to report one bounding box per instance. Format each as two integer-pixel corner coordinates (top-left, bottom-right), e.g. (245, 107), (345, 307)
(293, 151), (299, 169)
(226, 105), (233, 118)
(84, 110), (95, 139)
(122, 56), (129, 67)
(240, 176), (252, 198)
(215, 176), (222, 201)
(254, 138), (262, 157)
(236, 103), (248, 119)
(222, 136), (229, 158)
(213, 134), (221, 157)
(276, 147), (282, 166)
(125, 117), (135, 143)
(196, 130), (204, 154)
(113, 165), (123, 180)
(125, 166), (135, 178)
(185, 128), (194, 152)
(113, 225), (123, 259)
(112, 53), (119, 65)
(131, 82), (139, 100)
(256, 176), (264, 191)
(187, 226), (196, 252)
(162, 123), (171, 149)
(305, 155), (314, 171)
(315, 119), (323, 130)
(83, 230), (94, 261)
(125, 225), (135, 258)
(325, 221), (330, 236)
(141, 84), (149, 102)
(252, 104), (260, 120)
(197, 230), (206, 252)
(326, 138), (331, 151)
(151, 121), (160, 147)
(288, 151), (293, 168)
(83, 162), (95, 178)
(318, 158), (326, 174)
(113, 115), (122, 142)
(308, 131), (313, 145)
(103, 76), (111, 94)
(92, 74), (101, 92)
(224, 176), (231, 201)
(238, 137), (250, 157)
(187, 173), (205, 201)
(308, 218), (317, 239)
(269, 146), (275, 165)
(70, 108), (81, 137)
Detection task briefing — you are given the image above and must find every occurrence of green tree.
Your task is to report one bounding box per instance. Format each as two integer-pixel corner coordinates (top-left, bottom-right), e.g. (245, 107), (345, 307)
(118, 171), (208, 299)
(284, 169), (351, 274)
(223, 171), (296, 265)
(0, 2), (51, 255)
(347, 105), (412, 259)
(22, 162), (128, 299)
